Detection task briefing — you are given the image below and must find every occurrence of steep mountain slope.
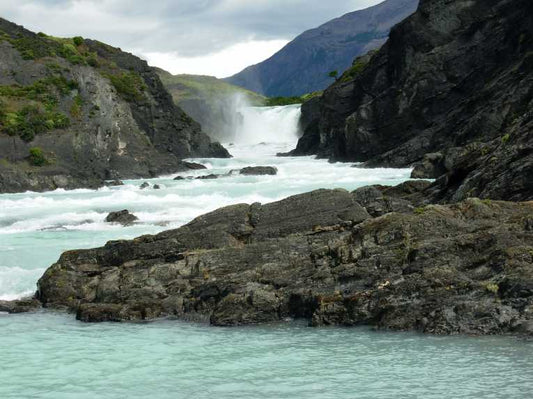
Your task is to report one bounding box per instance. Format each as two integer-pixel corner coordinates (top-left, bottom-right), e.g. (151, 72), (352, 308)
(0, 18), (229, 193)
(225, 0), (418, 97)
(292, 0), (533, 202)
(157, 69), (264, 141)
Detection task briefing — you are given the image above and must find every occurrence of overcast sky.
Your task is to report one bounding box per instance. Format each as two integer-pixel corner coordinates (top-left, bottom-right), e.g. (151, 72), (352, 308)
(0, 0), (383, 77)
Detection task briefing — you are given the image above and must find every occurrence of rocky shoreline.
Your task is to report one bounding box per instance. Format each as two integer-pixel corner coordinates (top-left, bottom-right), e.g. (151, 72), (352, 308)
(3, 182), (532, 336)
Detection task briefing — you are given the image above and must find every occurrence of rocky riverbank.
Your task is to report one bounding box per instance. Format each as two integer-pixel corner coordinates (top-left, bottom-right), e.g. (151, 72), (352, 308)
(3, 183), (529, 336)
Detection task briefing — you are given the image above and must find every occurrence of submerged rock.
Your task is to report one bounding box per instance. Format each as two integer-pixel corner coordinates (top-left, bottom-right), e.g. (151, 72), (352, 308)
(196, 174), (220, 180)
(153, 184), (161, 190)
(139, 182), (150, 190)
(105, 210), (138, 226)
(35, 187), (533, 336)
(239, 166), (278, 176)
(104, 180), (125, 187)
(0, 298), (41, 314)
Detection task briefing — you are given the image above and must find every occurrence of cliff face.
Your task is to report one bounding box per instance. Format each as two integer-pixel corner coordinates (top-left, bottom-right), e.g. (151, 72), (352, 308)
(0, 18), (229, 193)
(225, 0), (418, 97)
(294, 0), (533, 202)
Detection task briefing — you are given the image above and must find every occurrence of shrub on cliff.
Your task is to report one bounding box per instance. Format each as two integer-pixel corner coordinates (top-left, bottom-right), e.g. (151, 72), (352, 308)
(106, 71), (146, 102)
(28, 147), (47, 166)
(1, 105), (70, 142)
(73, 36), (84, 46)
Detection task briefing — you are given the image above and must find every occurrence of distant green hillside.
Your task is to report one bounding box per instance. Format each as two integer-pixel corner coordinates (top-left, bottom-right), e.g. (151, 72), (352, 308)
(156, 70), (265, 105)
(156, 69), (265, 141)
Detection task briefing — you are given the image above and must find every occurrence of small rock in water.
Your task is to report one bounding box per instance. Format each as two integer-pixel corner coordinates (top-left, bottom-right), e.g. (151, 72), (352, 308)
(0, 298), (41, 314)
(139, 182), (150, 189)
(183, 161), (207, 170)
(153, 184), (161, 190)
(174, 176), (186, 181)
(105, 210), (138, 226)
(196, 174), (220, 180)
(239, 166), (278, 176)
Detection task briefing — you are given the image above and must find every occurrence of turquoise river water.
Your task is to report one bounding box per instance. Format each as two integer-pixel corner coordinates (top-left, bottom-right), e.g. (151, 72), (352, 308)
(0, 105), (531, 398)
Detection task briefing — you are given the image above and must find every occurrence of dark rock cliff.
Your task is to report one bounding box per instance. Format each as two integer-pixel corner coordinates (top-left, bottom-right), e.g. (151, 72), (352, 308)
(225, 0), (418, 97)
(0, 18), (229, 193)
(293, 0), (533, 202)
(24, 186), (533, 336)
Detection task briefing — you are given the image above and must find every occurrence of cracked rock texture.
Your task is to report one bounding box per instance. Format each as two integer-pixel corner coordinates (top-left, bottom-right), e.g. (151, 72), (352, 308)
(32, 187), (533, 336)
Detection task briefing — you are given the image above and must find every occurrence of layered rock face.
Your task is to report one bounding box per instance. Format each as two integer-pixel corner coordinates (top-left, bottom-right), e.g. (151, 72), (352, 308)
(35, 187), (533, 335)
(0, 18), (229, 193)
(293, 0), (533, 202)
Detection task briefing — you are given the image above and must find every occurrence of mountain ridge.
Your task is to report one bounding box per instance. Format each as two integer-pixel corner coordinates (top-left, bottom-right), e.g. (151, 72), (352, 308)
(225, 0), (418, 96)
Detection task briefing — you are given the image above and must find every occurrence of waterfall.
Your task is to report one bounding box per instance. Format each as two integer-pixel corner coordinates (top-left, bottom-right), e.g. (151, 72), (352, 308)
(233, 104), (302, 145)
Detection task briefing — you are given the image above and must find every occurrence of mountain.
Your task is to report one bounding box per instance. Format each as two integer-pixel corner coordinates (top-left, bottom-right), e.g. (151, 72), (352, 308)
(156, 69), (264, 142)
(224, 0), (419, 97)
(0, 18), (229, 193)
(291, 0), (533, 203)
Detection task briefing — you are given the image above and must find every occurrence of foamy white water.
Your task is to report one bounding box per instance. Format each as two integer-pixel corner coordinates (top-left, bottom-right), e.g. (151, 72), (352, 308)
(0, 105), (412, 300)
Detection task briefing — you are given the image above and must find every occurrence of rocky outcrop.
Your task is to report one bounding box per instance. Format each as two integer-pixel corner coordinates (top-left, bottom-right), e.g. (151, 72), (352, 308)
(105, 210), (138, 226)
(239, 166), (278, 176)
(293, 0), (533, 202)
(0, 18), (229, 193)
(33, 187), (533, 336)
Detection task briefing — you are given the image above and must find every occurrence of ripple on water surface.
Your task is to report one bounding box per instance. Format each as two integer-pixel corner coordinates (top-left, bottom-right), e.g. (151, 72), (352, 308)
(0, 313), (532, 399)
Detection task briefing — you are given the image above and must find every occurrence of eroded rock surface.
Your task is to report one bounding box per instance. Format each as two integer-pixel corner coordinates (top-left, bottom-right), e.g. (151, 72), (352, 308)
(35, 188), (533, 335)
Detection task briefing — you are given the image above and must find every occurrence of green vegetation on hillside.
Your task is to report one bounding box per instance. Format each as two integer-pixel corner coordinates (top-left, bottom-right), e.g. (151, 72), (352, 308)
(0, 76), (76, 141)
(0, 27), (147, 102)
(264, 91), (323, 106)
(105, 71), (147, 102)
(339, 50), (378, 83)
(157, 71), (265, 106)
(0, 26), (150, 142)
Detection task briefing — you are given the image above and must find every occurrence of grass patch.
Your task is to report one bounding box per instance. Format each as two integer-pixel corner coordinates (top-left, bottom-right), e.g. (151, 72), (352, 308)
(485, 282), (499, 295)
(501, 134), (511, 144)
(70, 94), (83, 119)
(414, 206), (427, 215)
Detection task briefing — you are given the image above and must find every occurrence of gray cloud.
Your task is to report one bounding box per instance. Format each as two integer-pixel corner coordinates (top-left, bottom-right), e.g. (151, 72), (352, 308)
(0, 0), (383, 56)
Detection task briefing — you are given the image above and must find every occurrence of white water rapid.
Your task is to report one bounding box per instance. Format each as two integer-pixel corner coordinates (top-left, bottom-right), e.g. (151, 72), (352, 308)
(0, 105), (412, 300)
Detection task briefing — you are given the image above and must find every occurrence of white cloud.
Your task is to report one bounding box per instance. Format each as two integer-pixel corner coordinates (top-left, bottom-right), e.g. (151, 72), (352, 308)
(0, 0), (384, 76)
(138, 39), (289, 78)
